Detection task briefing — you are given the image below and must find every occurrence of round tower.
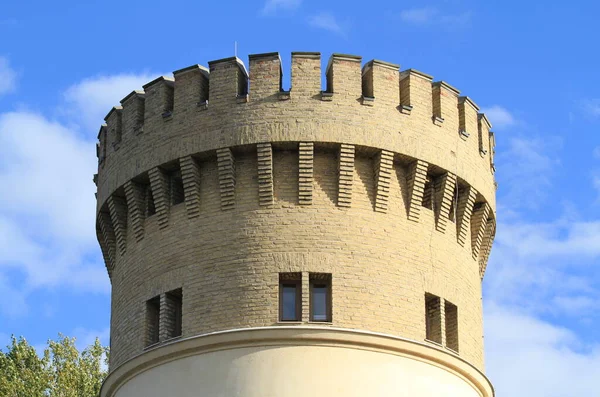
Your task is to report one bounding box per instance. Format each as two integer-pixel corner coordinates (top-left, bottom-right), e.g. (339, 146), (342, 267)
(96, 52), (496, 397)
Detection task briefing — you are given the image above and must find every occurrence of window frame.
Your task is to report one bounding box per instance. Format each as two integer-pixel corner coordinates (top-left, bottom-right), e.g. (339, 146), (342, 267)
(425, 293), (442, 345)
(445, 300), (459, 353)
(145, 296), (160, 348)
(309, 274), (332, 322)
(165, 288), (183, 340)
(279, 275), (302, 322)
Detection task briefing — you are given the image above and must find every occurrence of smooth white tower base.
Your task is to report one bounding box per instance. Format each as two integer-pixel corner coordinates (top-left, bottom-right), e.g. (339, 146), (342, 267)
(102, 328), (494, 397)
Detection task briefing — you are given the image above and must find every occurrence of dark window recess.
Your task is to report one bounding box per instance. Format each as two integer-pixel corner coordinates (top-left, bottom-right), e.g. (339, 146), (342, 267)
(279, 273), (301, 321)
(449, 186), (457, 222)
(425, 293), (442, 344)
(145, 185), (156, 216)
(169, 170), (185, 205)
(310, 273), (332, 322)
(422, 177), (434, 210)
(445, 300), (459, 352)
(145, 296), (160, 347)
(164, 288), (183, 339)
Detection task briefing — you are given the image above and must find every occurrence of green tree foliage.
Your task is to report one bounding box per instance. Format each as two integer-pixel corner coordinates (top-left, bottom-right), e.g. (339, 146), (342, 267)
(0, 334), (109, 397)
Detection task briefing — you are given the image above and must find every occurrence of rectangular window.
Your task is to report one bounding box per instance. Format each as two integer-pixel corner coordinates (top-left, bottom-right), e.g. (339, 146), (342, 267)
(279, 273), (301, 321)
(425, 293), (442, 344)
(310, 273), (332, 322)
(164, 288), (183, 339)
(145, 296), (160, 347)
(445, 300), (459, 352)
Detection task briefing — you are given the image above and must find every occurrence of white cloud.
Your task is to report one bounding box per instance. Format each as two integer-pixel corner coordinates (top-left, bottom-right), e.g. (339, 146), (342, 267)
(0, 72), (157, 316)
(0, 112), (109, 301)
(594, 147), (600, 159)
(399, 7), (438, 24)
(261, 0), (301, 15)
(63, 73), (158, 133)
(485, 216), (600, 318)
(496, 137), (560, 210)
(0, 56), (17, 96)
(485, 303), (600, 397)
(307, 12), (346, 37)
(0, 112), (97, 243)
(481, 105), (515, 129)
(399, 7), (472, 25)
(582, 99), (600, 118)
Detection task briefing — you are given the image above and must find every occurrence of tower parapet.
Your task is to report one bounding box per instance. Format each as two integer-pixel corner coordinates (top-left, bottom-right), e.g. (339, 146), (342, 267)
(96, 52), (496, 397)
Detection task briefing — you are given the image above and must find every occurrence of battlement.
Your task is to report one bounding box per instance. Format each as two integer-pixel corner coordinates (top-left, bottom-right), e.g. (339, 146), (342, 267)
(96, 53), (496, 192)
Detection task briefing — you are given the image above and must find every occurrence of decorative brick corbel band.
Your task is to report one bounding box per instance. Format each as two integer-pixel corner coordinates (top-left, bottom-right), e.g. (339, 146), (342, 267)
(337, 144), (355, 208)
(97, 211), (116, 276)
(406, 160), (429, 222)
(435, 172), (457, 233)
(216, 148), (235, 210)
(298, 142), (314, 205)
(256, 143), (274, 207)
(148, 167), (170, 229)
(107, 195), (128, 255)
(471, 202), (491, 260)
(180, 156), (201, 219)
(456, 186), (477, 247)
(374, 150), (394, 213)
(124, 180), (145, 241)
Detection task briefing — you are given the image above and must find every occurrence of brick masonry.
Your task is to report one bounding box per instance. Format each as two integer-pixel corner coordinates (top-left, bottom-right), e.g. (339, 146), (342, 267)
(94, 52), (497, 373)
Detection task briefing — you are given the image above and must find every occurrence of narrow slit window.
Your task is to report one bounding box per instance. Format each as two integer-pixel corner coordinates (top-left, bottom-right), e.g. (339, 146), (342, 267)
(422, 176), (434, 210)
(310, 273), (332, 322)
(145, 296), (160, 347)
(445, 300), (459, 352)
(145, 184), (156, 216)
(425, 293), (442, 344)
(169, 170), (184, 205)
(279, 273), (301, 322)
(164, 288), (183, 339)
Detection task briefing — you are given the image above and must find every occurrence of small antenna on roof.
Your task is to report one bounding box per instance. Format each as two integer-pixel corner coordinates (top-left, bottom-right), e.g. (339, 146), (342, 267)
(234, 41), (237, 58)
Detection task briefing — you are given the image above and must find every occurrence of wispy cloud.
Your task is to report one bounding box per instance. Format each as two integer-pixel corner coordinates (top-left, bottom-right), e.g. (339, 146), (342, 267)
(0, 72), (157, 316)
(399, 7), (438, 24)
(307, 12), (346, 37)
(0, 112), (108, 306)
(0, 57), (17, 96)
(593, 174), (600, 200)
(481, 105), (516, 129)
(261, 0), (301, 16)
(399, 7), (472, 26)
(63, 73), (158, 133)
(485, 303), (600, 397)
(582, 99), (600, 118)
(496, 136), (561, 210)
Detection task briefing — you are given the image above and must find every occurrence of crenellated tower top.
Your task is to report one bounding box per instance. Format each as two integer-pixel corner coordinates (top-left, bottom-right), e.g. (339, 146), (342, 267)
(96, 51), (497, 397)
(96, 52), (496, 208)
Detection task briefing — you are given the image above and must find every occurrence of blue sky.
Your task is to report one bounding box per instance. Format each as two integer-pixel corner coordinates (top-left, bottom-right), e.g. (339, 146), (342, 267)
(0, 0), (599, 395)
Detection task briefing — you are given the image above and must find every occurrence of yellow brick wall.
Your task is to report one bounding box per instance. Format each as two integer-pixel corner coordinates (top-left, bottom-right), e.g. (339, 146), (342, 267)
(95, 52), (497, 374)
